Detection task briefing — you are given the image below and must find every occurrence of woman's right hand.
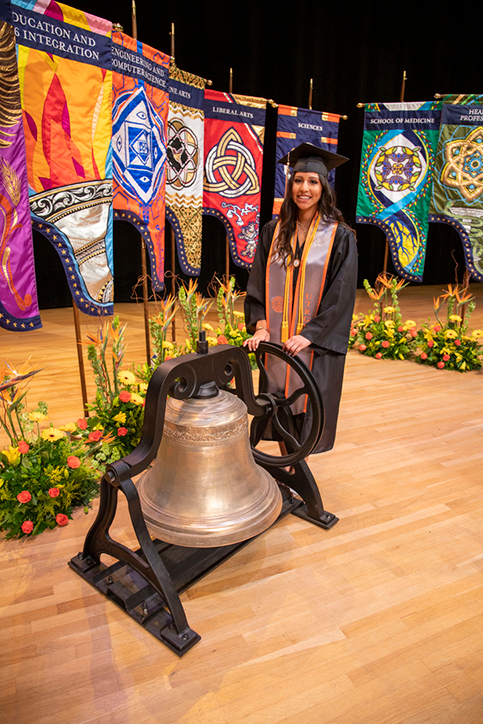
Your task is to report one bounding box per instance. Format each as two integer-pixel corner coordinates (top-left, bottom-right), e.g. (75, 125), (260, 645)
(243, 328), (270, 351)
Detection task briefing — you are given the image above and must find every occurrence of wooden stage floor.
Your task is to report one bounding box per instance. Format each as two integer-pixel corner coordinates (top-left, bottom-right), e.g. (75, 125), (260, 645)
(1, 285), (483, 723)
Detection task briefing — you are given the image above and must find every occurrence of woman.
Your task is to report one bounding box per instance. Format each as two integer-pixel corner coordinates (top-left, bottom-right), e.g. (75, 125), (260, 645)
(243, 143), (357, 454)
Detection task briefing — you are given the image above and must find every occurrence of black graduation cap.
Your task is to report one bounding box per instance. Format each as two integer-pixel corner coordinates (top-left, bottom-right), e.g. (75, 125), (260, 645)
(278, 142), (349, 178)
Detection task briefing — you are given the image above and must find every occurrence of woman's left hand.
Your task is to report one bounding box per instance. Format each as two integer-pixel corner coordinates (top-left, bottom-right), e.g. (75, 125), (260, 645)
(283, 334), (311, 356)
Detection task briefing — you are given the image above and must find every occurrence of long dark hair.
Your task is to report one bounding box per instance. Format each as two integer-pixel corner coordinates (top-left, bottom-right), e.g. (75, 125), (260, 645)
(274, 172), (352, 265)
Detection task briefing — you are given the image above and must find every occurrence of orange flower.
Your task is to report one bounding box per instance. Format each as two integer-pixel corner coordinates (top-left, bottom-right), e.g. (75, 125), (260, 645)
(21, 520), (33, 534)
(55, 513), (68, 526)
(48, 488), (60, 498)
(18, 441), (29, 454)
(17, 490), (31, 504)
(67, 455), (81, 469)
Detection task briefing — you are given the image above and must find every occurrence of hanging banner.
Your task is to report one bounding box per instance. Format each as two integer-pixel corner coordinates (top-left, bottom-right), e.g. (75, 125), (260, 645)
(12, 0), (114, 317)
(273, 105), (341, 216)
(0, 0), (41, 331)
(356, 101), (442, 282)
(203, 89), (266, 268)
(112, 30), (169, 291)
(429, 100), (483, 281)
(165, 63), (205, 277)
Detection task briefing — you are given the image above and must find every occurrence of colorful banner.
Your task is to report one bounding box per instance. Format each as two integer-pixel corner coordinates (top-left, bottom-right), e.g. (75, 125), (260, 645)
(12, 0), (114, 317)
(0, 0), (41, 331)
(356, 101), (442, 282)
(165, 63), (205, 276)
(273, 105), (341, 216)
(429, 101), (483, 281)
(203, 89), (266, 268)
(112, 31), (169, 291)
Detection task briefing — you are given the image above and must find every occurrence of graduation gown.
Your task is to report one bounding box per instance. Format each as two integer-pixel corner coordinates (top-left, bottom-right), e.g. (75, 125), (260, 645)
(244, 218), (358, 453)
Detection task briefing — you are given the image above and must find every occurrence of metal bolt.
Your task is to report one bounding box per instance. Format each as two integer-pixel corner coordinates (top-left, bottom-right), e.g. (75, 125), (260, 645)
(107, 576), (113, 584)
(78, 552), (84, 559)
(182, 634), (188, 641)
(169, 624), (174, 630)
(142, 604), (148, 615)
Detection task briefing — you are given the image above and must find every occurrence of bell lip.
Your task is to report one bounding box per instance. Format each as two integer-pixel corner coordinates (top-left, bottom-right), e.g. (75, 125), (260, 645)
(138, 468), (283, 548)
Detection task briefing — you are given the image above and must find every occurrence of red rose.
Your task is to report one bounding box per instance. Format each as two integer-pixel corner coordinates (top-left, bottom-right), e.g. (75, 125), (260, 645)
(21, 520), (34, 534)
(117, 427), (128, 437)
(455, 339), (461, 346)
(18, 440), (29, 454)
(238, 323), (244, 331)
(427, 339), (434, 348)
(437, 361), (445, 369)
(88, 430), (102, 442)
(420, 352), (428, 360)
(433, 324), (441, 332)
(443, 354), (450, 362)
(381, 340), (390, 348)
(365, 332), (373, 340)
(358, 344), (367, 352)
(77, 418), (88, 430)
(67, 455), (81, 469)
(374, 315), (380, 323)
(17, 490), (32, 504)
(350, 328), (356, 336)
(119, 391), (131, 403)
(48, 488), (60, 498)
(398, 326), (404, 332)
(55, 513), (68, 526)
(410, 329), (417, 338)
(217, 335), (228, 345)
(375, 352), (383, 359)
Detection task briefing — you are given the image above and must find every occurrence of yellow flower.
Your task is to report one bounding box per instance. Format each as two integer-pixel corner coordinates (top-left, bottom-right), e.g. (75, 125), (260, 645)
(112, 412), (127, 424)
(449, 314), (462, 323)
(404, 320), (416, 329)
(202, 322), (214, 331)
(207, 336), (218, 347)
(41, 427), (64, 442)
(472, 329), (483, 339)
(383, 306), (395, 314)
(233, 311), (244, 318)
(137, 382), (148, 393)
(162, 340), (174, 349)
(385, 320), (395, 328)
(444, 329), (457, 339)
(28, 411), (47, 422)
(59, 422), (76, 432)
(130, 393), (144, 406)
(0, 478), (4, 488)
(118, 370), (136, 385)
(1, 446), (20, 465)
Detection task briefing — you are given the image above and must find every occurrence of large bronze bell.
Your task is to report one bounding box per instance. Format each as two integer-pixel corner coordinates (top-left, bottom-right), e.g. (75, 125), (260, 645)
(136, 382), (283, 547)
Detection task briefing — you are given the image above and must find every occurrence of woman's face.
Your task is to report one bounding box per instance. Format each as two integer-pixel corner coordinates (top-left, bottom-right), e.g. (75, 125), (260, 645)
(291, 172), (323, 214)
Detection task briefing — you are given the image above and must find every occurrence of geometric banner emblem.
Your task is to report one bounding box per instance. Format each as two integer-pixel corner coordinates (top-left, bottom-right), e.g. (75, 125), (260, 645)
(112, 85), (166, 206)
(204, 127), (260, 198)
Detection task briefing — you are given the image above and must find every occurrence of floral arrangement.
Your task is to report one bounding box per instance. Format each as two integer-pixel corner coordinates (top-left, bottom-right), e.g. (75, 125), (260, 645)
(81, 317), (146, 461)
(0, 362), (101, 539)
(178, 278), (213, 352)
(350, 273), (417, 360)
(415, 283), (483, 371)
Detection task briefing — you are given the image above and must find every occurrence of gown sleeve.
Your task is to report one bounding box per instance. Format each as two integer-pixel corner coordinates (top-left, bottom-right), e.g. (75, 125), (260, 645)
(244, 219), (277, 334)
(298, 226), (358, 355)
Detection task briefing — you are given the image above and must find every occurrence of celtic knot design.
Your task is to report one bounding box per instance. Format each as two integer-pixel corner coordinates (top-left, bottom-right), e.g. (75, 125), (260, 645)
(441, 127), (483, 202)
(204, 128), (260, 198)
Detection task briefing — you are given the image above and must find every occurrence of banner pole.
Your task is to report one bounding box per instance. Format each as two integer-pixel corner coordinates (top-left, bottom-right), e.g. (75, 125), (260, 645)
(131, 0), (151, 363)
(308, 78), (313, 110)
(225, 68), (234, 281)
(72, 298), (89, 417)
